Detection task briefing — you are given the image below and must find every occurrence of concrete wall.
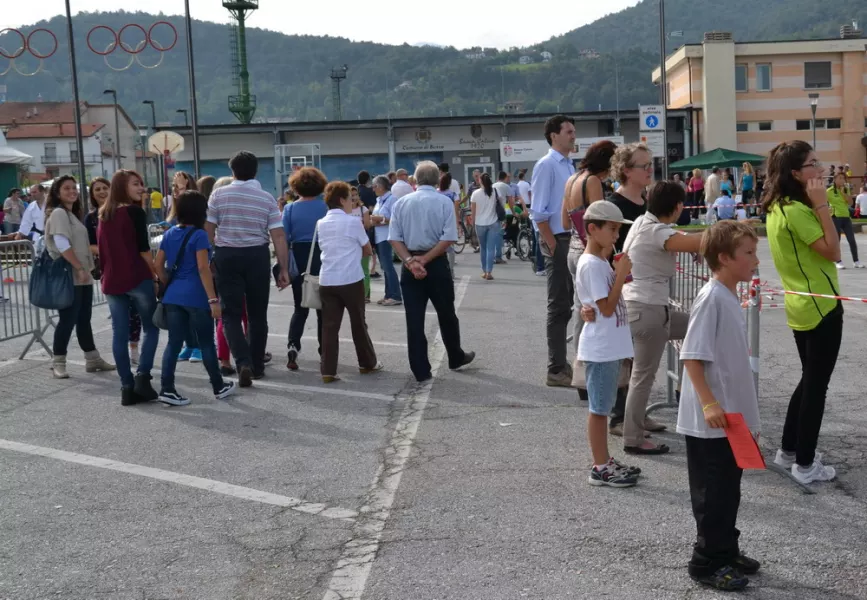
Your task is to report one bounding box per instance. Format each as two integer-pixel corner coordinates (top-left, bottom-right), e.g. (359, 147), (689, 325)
(702, 38), (738, 151)
(85, 106), (137, 172)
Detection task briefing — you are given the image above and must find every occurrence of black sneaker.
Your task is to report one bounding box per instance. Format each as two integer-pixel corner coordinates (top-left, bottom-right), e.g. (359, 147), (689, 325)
(251, 370), (265, 380)
(121, 386), (141, 406)
(238, 366), (253, 388)
(158, 390), (191, 407)
(133, 373), (158, 401)
(690, 565), (749, 591)
(215, 381), (237, 400)
(370, 271), (381, 279)
(588, 465), (637, 488)
(220, 365), (236, 376)
(286, 346), (299, 371)
(731, 553), (760, 575)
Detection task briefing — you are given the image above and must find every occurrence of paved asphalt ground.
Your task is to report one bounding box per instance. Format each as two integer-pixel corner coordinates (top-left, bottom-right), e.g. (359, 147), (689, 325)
(1, 238), (866, 600)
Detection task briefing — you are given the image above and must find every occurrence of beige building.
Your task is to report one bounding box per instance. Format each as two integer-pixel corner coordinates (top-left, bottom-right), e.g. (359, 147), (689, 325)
(653, 30), (867, 168)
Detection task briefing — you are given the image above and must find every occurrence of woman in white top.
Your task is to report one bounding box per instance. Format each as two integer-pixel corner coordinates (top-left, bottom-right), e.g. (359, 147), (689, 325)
(43, 175), (115, 379)
(470, 173), (503, 280)
(317, 182), (382, 383)
(350, 186), (373, 302)
(618, 181), (702, 454)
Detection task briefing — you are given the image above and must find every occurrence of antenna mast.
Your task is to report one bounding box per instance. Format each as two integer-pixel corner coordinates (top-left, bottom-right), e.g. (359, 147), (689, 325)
(330, 64), (348, 121)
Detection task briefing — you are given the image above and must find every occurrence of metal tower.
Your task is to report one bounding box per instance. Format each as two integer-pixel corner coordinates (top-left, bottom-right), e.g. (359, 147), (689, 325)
(330, 64), (348, 121)
(224, 0), (258, 124)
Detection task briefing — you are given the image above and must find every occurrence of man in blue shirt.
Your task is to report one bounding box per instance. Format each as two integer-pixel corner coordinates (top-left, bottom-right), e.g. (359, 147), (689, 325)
(530, 114), (577, 387)
(389, 161), (475, 382)
(712, 190), (736, 220)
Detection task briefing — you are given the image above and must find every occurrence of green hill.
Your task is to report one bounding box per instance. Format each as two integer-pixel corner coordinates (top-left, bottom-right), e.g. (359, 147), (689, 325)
(1, 4), (864, 126)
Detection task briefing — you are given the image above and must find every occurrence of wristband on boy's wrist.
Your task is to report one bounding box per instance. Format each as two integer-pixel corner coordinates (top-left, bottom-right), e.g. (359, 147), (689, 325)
(702, 401), (719, 412)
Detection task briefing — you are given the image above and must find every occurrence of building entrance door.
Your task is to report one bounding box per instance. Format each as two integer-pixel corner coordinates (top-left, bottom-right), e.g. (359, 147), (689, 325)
(464, 163), (495, 190)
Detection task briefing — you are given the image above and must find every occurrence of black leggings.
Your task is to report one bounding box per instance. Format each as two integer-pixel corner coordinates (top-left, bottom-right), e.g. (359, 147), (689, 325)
(833, 216), (859, 262)
(781, 310), (843, 467)
(54, 285), (96, 356)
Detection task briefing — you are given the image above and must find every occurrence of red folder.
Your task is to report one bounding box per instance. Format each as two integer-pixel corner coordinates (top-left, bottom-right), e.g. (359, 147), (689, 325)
(724, 413), (766, 470)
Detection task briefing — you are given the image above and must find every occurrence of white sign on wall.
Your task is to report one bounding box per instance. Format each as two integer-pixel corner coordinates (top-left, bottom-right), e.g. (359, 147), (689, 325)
(571, 136), (625, 159)
(499, 140), (550, 162)
(639, 131), (666, 157)
(639, 105), (665, 132)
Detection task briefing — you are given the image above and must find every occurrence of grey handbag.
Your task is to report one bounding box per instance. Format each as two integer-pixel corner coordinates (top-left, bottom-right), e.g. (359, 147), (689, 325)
(300, 222), (321, 310)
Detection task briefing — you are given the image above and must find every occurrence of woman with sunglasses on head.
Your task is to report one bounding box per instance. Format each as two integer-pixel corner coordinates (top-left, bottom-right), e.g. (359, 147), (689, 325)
(43, 175), (115, 378)
(764, 142), (841, 485)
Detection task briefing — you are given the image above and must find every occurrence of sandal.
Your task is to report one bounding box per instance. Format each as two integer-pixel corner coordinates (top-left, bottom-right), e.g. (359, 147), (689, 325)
(690, 565), (749, 591)
(381, 299), (402, 306)
(624, 443), (670, 455)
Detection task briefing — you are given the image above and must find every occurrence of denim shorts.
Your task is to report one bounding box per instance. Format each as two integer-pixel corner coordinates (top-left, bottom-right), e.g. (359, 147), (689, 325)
(585, 360), (622, 416)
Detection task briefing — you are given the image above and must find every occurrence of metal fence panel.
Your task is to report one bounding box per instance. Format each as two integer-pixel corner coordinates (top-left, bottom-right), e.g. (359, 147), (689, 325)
(0, 240), (51, 357)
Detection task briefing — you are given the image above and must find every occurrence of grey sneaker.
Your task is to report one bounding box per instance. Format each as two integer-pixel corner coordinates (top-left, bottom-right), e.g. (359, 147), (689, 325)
(791, 459), (836, 484)
(546, 371), (572, 388)
(588, 465), (637, 488)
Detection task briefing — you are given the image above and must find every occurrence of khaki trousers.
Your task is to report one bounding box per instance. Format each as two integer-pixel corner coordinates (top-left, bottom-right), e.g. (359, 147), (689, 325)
(622, 301), (688, 447)
(320, 280), (377, 376)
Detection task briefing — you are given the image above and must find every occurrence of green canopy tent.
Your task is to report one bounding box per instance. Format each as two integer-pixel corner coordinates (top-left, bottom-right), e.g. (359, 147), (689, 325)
(670, 148), (766, 171)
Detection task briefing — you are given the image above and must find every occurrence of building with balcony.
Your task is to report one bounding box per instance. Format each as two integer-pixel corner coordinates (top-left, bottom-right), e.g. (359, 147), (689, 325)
(653, 30), (867, 168)
(3, 123), (108, 180)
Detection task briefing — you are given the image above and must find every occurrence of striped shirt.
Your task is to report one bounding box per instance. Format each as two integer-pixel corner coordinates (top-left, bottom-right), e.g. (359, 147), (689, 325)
(207, 179), (282, 248)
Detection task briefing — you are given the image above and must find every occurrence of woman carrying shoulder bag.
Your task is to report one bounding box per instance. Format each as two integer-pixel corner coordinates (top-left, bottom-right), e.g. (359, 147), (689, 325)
(154, 190), (236, 406)
(44, 175), (114, 379)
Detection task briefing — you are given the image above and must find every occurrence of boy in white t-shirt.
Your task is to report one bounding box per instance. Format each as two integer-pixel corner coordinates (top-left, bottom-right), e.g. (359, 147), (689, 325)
(677, 220), (761, 591)
(575, 200), (638, 487)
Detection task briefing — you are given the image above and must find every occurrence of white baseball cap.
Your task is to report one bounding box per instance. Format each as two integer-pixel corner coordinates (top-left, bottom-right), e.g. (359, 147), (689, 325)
(584, 200), (633, 224)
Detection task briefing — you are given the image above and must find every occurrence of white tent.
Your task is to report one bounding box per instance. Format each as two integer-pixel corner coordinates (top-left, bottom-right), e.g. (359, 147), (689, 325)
(0, 130), (33, 165)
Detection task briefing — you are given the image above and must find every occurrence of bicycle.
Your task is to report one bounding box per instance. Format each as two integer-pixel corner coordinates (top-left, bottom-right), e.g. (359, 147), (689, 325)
(455, 208), (478, 254)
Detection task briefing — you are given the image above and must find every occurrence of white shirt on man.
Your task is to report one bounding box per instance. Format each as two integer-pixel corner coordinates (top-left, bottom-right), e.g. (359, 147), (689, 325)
(575, 254), (634, 363)
(317, 208), (369, 287)
(493, 181), (513, 214)
(448, 178), (461, 199)
(517, 179), (531, 205)
(856, 192), (867, 215)
(391, 179), (413, 199)
(677, 279), (761, 439)
(19, 200), (45, 239)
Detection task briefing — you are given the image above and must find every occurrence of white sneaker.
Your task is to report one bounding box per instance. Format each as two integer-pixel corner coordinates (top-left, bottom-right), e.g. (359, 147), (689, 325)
(774, 449), (822, 470)
(791, 459), (836, 484)
(534, 271), (546, 277)
(855, 261), (865, 269)
(836, 262), (845, 270)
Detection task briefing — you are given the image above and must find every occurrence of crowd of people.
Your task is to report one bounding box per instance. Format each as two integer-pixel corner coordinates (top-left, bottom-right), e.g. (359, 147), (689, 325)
(2, 113), (860, 593)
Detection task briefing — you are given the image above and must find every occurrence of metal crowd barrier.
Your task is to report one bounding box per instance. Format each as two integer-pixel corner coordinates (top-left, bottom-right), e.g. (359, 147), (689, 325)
(0, 239), (107, 359)
(148, 224), (165, 258)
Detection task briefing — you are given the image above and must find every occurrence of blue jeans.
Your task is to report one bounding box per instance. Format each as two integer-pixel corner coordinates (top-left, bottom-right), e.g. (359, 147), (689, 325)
(376, 241), (402, 301)
(585, 360), (622, 416)
(495, 223), (504, 260)
(162, 304), (224, 393)
(106, 279), (159, 388)
(476, 223), (499, 273)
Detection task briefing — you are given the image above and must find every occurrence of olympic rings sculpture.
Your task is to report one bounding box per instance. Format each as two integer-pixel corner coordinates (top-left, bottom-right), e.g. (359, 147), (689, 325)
(0, 28), (59, 77)
(86, 22), (178, 71)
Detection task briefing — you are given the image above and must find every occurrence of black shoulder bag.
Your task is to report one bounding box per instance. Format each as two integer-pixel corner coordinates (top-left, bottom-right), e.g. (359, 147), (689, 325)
(152, 227), (198, 330)
(494, 188), (506, 222)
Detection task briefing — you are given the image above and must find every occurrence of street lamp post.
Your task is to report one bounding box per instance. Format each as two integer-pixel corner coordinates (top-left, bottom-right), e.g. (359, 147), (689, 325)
(184, 0), (202, 178)
(658, 0), (669, 180)
(65, 0), (89, 210)
(103, 89), (120, 174)
(143, 100), (163, 193)
(138, 126), (150, 187)
(176, 109), (189, 127)
(809, 93), (820, 152)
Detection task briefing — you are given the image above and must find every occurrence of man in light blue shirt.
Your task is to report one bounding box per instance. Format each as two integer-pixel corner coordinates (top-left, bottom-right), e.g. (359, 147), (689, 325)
(712, 191), (736, 220)
(530, 115), (577, 387)
(389, 161), (474, 382)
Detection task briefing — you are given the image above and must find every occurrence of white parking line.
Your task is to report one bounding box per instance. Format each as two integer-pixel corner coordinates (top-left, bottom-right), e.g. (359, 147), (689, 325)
(0, 438), (358, 522)
(267, 334), (407, 348)
(47, 358), (398, 403)
(322, 275), (471, 600)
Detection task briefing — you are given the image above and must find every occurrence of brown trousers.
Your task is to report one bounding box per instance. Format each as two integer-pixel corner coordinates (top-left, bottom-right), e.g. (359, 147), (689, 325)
(319, 280), (377, 376)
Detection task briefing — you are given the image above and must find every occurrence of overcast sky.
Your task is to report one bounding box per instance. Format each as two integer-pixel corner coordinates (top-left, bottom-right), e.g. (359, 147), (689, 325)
(3, 0), (641, 50)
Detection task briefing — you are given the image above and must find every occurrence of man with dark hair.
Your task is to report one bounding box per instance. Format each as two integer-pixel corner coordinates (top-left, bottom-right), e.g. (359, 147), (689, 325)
(357, 170), (379, 277)
(16, 184), (46, 243)
(439, 162), (461, 199)
(206, 151), (291, 387)
(531, 114), (577, 387)
(493, 171), (514, 262)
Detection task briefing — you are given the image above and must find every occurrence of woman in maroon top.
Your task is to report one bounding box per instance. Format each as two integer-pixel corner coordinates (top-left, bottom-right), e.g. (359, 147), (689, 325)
(98, 170), (161, 406)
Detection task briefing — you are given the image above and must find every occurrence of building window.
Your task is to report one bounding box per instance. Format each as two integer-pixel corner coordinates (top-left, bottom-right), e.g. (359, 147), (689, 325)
(68, 141), (79, 163)
(804, 61), (832, 89)
(826, 118), (841, 129)
(735, 64), (748, 92)
(758, 121), (773, 131)
(756, 64), (772, 91)
(44, 142), (57, 161)
(796, 120), (812, 131)
(736, 122), (748, 132)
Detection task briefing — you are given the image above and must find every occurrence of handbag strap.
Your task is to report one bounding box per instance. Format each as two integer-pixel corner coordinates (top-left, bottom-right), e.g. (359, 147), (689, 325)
(162, 227), (197, 293)
(304, 222), (319, 276)
(286, 202), (294, 249)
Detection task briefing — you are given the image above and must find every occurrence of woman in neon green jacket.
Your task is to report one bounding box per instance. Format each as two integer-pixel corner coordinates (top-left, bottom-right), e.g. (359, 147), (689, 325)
(827, 172), (862, 269)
